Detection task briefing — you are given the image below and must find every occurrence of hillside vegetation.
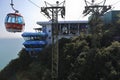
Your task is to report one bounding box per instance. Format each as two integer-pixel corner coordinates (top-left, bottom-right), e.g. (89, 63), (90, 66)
(0, 22), (120, 80)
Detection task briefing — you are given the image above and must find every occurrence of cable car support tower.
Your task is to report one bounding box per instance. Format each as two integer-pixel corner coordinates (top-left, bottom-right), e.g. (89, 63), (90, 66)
(83, 0), (111, 33)
(41, 1), (65, 80)
(83, 0), (111, 17)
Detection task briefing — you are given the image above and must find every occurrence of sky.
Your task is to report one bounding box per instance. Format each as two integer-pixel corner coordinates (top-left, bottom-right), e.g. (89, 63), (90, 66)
(0, 0), (120, 38)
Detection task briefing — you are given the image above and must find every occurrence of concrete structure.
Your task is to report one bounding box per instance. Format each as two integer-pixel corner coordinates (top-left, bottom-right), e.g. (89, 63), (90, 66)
(103, 10), (120, 24)
(37, 20), (88, 44)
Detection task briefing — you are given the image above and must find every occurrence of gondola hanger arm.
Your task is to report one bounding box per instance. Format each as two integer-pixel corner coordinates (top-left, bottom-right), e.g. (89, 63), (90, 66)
(10, 0), (19, 13)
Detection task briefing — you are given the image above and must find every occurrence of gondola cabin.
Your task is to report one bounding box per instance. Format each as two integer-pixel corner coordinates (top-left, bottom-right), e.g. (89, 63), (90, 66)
(5, 13), (25, 32)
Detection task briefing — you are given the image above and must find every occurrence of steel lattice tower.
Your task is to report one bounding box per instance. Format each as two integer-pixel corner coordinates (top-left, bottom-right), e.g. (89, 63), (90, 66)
(41, 1), (65, 80)
(83, 0), (111, 17)
(83, 0), (111, 33)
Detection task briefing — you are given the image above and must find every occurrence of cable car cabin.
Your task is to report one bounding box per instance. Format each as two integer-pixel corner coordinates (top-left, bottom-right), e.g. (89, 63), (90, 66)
(25, 48), (43, 52)
(23, 40), (47, 48)
(5, 13), (25, 32)
(22, 32), (48, 41)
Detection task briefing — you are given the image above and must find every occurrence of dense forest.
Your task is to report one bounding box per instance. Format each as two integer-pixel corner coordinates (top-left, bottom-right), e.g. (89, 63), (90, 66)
(0, 19), (120, 80)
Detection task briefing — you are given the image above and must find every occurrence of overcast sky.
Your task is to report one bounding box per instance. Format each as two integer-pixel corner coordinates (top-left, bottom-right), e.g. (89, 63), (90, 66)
(0, 0), (120, 38)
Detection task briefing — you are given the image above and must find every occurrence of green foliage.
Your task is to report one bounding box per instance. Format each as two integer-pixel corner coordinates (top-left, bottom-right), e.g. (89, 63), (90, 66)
(16, 62), (51, 80)
(68, 41), (120, 80)
(0, 48), (32, 80)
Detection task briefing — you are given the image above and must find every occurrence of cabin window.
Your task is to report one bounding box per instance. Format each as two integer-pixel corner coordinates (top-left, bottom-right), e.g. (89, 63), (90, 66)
(23, 36), (46, 41)
(17, 16), (24, 24)
(49, 37), (51, 39)
(70, 24), (78, 34)
(23, 37), (30, 41)
(61, 24), (68, 34)
(49, 30), (51, 32)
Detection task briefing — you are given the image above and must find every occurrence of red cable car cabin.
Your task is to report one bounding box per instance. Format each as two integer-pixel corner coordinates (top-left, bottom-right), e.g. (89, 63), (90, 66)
(5, 13), (25, 32)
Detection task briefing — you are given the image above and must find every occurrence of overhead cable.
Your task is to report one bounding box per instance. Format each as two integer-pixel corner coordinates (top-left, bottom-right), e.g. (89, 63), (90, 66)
(28, 0), (41, 9)
(111, 0), (120, 6)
